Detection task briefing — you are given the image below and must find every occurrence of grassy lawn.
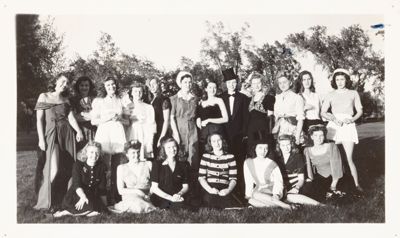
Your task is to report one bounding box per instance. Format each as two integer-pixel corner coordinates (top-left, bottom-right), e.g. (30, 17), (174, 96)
(16, 122), (385, 223)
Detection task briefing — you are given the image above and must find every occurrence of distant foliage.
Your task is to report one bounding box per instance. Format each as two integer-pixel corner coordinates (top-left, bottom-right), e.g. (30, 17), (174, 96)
(286, 25), (384, 94)
(17, 15), (66, 101)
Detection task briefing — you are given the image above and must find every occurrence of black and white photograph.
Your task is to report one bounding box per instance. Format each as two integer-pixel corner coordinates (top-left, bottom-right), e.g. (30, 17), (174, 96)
(3, 0), (400, 236)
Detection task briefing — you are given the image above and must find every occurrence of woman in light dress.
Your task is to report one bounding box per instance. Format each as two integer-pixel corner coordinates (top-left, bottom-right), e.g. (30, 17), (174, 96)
(125, 81), (156, 160)
(110, 140), (156, 213)
(91, 76), (129, 205)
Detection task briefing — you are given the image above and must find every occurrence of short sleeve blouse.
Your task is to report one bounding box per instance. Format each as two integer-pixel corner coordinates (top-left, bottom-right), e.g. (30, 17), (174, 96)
(151, 160), (190, 195)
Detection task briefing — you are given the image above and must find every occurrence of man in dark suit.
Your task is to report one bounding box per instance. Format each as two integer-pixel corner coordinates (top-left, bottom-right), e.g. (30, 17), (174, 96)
(221, 68), (250, 205)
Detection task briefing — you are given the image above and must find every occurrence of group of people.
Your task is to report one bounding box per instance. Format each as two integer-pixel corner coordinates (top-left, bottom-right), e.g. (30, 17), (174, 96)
(32, 66), (364, 217)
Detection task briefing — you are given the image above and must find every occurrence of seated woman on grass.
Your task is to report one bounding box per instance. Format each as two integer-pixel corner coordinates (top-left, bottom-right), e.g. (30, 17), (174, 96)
(198, 133), (238, 209)
(150, 138), (191, 209)
(276, 134), (320, 206)
(54, 142), (107, 217)
(109, 140), (156, 213)
(243, 137), (292, 210)
(304, 125), (344, 202)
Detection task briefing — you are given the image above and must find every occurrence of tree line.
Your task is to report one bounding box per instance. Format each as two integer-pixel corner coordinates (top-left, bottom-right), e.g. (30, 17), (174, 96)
(16, 15), (384, 118)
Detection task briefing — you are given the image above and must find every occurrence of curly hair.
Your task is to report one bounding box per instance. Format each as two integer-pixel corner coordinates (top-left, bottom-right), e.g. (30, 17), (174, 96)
(128, 81), (145, 101)
(124, 140), (142, 153)
(47, 73), (71, 97)
(274, 74), (294, 95)
(157, 137), (184, 162)
(331, 72), (353, 89)
(73, 76), (97, 97)
(275, 134), (299, 158)
(296, 70), (315, 94)
(204, 133), (229, 154)
(307, 124), (328, 146)
(78, 141), (102, 162)
(248, 72), (270, 95)
(97, 76), (121, 98)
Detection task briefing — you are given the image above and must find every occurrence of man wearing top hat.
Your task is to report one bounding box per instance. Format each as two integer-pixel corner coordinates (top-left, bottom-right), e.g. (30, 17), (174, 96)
(221, 67), (250, 203)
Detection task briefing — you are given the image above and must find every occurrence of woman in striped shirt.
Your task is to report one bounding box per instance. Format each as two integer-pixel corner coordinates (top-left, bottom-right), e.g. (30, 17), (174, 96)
(198, 133), (237, 209)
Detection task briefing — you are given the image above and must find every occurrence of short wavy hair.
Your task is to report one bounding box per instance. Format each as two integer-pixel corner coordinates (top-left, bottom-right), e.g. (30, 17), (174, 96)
(47, 73), (71, 97)
(78, 141), (102, 162)
(307, 124), (328, 146)
(128, 81), (145, 101)
(248, 72), (270, 95)
(73, 76), (97, 97)
(124, 140), (142, 153)
(204, 133), (229, 154)
(274, 74), (294, 94)
(157, 137), (184, 162)
(275, 134), (299, 158)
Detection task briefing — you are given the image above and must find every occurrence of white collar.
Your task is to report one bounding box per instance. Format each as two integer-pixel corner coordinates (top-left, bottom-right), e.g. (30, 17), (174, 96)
(177, 90), (194, 100)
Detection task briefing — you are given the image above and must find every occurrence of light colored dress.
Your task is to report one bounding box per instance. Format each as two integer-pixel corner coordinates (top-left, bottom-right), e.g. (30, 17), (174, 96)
(125, 101), (156, 159)
(112, 161), (156, 213)
(243, 157), (284, 199)
(91, 96), (126, 154)
(323, 89), (362, 144)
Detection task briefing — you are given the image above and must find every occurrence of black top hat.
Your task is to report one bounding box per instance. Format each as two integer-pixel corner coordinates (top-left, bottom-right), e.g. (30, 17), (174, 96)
(222, 67), (238, 82)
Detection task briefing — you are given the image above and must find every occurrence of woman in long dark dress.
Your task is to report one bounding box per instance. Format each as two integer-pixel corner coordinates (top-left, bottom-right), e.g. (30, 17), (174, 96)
(246, 72), (275, 155)
(147, 77), (171, 153)
(196, 79), (228, 155)
(70, 76), (97, 152)
(54, 142), (107, 217)
(34, 74), (83, 210)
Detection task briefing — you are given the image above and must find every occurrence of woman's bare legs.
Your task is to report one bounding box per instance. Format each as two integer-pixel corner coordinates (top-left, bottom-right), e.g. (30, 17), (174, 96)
(342, 141), (360, 188)
(286, 193), (320, 206)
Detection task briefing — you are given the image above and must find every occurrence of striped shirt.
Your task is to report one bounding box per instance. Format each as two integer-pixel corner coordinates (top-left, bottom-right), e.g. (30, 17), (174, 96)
(198, 153), (237, 185)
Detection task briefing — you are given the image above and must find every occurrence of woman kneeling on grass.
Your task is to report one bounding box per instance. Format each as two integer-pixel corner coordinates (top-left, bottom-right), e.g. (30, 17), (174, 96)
(198, 133), (238, 209)
(243, 138), (292, 210)
(54, 142), (107, 217)
(109, 140), (156, 213)
(150, 138), (191, 209)
(276, 134), (320, 206)
(303, 125), (345, 202)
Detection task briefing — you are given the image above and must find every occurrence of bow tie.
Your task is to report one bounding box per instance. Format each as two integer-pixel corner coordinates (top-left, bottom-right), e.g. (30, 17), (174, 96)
(229, 93), (236, 97)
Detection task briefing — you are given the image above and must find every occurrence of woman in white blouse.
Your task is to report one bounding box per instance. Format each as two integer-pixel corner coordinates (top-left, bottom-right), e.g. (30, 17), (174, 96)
(272, 74), (305, 145)
(296, 71), (323, 134)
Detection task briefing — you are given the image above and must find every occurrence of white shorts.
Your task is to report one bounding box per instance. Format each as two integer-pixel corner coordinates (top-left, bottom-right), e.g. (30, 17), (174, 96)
(326, 113), (358, 144)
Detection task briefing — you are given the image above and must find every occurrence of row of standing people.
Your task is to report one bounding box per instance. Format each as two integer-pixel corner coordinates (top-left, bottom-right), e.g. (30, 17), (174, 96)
(33, 67), (363, 212)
